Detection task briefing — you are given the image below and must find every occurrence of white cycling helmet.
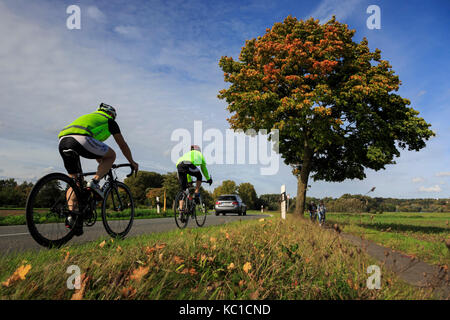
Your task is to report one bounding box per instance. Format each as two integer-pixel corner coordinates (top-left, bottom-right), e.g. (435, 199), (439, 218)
(98, 103), (117, 120)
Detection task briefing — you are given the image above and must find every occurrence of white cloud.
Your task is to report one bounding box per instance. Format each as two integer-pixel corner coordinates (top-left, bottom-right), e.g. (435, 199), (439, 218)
(419, 185), (442, 193)
(306, 0), (362, 22)
(412, 177), (424, 183)
(86, 6), (106, 22)
(0, 2), (219, 177)
(417, 90), (426, 97)
(436, 172), (450, 177)
(114, 25), (142, 39)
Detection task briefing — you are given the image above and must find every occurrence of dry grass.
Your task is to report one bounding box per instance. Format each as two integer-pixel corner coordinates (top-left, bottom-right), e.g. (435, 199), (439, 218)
(0, 215), (434, 299)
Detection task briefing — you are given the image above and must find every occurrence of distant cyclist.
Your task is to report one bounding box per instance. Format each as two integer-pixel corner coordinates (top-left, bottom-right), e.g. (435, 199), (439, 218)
(176, 145), (212, 210)
(58, 103), (139, 199)
(318, 201), (326, 226)
(308, 201), (317, 221)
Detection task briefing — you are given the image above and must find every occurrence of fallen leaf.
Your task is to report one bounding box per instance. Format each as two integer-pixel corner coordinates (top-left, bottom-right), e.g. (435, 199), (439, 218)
(227, 263), (235, 271)
(346, 278), (353, 288)
(145, 246), (156, 254)
(121, 286), (137, 299)
(259, 218), (265, 222)
(243, 262), (252, 274)
(209, 237), (216, 243)
(71, 273), (90, 300)
(250, 289), (260, 299)
(99, 240), (106, 248)
(189, 268), (198, 276)
(2, 264), (32, 287)
(63, 251), (70, 263)
(181, 268), (189, 274)
(225, 233), (230, 240)
(130, 266), (149, 282)
(155, 243), (166, 250)
(173, 256), (184, 264)
(116, 246), (122, 253)
(238, 280), (245, 287)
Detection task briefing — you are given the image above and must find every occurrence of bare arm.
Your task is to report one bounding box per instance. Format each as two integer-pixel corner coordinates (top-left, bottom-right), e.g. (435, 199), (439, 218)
(113, 133), (139, 172)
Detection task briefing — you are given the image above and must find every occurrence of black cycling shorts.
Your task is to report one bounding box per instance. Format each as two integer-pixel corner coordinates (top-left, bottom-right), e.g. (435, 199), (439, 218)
(177, 161), (202, 190)
(58, 135), (109, 174)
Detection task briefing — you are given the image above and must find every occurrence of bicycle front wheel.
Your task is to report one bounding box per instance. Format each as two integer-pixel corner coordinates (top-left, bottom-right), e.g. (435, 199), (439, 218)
(174, 191), (188, 229)
(26, 173), (80, 248)
(195, 202), (207, 227)
(101, 182), (134, 238)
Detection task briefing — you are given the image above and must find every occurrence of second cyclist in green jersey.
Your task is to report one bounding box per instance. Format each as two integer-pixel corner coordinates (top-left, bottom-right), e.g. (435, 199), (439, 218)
(176, 145), (212, 208)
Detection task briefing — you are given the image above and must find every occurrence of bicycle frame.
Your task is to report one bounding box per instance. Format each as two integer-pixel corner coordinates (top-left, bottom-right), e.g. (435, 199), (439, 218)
(68, 164), (134, 223)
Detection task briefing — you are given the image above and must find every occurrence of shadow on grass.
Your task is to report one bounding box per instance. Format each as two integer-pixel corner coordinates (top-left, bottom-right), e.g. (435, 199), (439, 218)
(359, 222), (448, 235)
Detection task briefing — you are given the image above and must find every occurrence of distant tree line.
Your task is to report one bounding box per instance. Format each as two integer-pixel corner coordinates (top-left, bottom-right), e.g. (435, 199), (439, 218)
(1, 177), (449, 213)
(305, 194), (450, 213)
(0, 179), (34, 207)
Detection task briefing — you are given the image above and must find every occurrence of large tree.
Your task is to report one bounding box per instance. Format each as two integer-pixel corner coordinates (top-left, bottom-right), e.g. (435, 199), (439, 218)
(124, 171), (164, 205)
(218, 16), (434, 215)
(212, 180), (238, 200)
(237, 182), (258, 209)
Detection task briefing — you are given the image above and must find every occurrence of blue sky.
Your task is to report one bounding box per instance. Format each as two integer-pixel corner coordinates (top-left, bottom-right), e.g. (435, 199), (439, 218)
(0, 0), (449, 199)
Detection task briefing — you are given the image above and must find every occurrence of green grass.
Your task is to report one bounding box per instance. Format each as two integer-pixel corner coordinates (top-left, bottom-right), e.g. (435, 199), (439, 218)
(0, 214), (434, 300)
(325, 212), (450, 266)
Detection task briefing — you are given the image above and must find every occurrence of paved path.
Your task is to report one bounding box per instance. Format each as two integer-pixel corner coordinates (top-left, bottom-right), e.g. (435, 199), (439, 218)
(340, 232), (449, 299)
(0, 214), (268, 255)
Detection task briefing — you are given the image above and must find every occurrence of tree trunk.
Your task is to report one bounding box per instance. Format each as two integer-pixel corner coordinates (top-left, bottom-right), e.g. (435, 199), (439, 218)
(295, 147), (313, 217)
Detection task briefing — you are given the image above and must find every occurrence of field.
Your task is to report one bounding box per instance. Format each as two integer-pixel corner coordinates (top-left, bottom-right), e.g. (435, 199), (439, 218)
(325, 212), (450, 266)
(0, 213), (435, 300)
(0, 207), (262, 226)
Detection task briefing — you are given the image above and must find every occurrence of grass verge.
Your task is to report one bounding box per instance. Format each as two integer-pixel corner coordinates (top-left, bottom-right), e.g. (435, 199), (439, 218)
(0, 214), (434, 299)
(325, 212), (450, 267)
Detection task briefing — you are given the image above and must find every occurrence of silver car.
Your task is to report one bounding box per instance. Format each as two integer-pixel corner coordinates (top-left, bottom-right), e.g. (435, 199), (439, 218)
(215, 194), (247, 216)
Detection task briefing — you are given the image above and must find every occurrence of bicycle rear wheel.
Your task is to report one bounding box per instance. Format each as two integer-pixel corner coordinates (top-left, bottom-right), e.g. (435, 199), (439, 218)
(195, 202), (207, 227)
(101, 182), (134, 238)
(26, 173), (80, 248)
(174, 191), (188, 229)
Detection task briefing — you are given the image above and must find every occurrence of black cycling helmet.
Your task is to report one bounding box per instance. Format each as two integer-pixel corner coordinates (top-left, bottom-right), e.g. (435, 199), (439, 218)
(191, 145), (201, 152)
(98, 103), (117, 120)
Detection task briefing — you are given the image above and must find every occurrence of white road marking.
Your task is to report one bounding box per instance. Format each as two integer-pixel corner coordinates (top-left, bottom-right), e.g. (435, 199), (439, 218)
(0, 232), (29, 237)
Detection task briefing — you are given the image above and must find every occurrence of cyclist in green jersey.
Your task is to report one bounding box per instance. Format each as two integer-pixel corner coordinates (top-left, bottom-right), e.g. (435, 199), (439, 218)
(176, 145), (212, 210)
(58, 103), (139, 199)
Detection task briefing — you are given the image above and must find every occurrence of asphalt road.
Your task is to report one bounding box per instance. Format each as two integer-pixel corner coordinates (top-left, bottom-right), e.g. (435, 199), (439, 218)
(0, 213), (269, 255)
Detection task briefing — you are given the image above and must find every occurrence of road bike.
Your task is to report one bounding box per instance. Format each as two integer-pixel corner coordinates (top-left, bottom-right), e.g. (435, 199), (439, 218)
(173, 180), (209, 229)
(26, 154), (136, 248)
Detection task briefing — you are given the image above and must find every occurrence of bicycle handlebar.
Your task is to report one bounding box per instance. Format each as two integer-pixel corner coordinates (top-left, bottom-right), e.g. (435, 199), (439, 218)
(112, 163), (136, 178)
